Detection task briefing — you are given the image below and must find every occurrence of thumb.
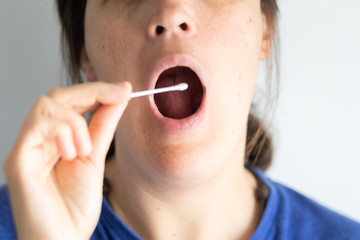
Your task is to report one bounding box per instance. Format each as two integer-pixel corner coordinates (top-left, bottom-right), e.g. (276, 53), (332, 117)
(87, 82), (131, 166)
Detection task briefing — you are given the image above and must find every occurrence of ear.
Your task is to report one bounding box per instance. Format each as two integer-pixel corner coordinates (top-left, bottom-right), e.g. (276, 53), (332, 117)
(259, 14), (273, 61)
(80, 47), (97, 82)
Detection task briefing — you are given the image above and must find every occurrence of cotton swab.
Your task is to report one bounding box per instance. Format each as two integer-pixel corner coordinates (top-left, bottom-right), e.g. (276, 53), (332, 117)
(130, 83), (188, 98)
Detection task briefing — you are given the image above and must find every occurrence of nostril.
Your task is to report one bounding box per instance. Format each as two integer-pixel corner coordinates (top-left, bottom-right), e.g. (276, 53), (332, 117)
(156, 26), (165, 35)
(179, 23), (188, 31)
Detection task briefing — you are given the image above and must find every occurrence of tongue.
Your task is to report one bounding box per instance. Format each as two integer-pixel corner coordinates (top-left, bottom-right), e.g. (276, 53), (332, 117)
(154, 68), (203, 119)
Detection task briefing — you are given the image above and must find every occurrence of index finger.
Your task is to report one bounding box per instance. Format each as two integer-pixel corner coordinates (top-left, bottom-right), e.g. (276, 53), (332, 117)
(48, 81), (132, 114)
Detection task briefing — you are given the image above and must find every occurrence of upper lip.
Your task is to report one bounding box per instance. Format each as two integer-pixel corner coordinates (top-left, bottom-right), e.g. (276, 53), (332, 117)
(148, 54), (206, 91)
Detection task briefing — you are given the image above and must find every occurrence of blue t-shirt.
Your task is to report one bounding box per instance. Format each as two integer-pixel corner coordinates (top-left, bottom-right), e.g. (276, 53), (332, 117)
(1, 169), (359, 239)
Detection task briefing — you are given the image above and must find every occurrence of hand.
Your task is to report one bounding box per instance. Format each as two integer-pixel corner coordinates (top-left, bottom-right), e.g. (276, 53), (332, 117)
(3, 81), (132, 240)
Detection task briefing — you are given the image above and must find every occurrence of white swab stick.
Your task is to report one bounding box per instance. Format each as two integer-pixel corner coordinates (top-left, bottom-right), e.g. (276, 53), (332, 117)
(130, 83), (188, 98)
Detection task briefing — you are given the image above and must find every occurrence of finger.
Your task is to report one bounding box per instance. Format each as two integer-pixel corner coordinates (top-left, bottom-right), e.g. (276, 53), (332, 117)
(54, 123), (77, 160)
(30, 96), (93, 157)
(12, 117), (76, 173)
(44, 103), (92, 157)
(48, 81), (132, 114)
(88, 93), (130, 167)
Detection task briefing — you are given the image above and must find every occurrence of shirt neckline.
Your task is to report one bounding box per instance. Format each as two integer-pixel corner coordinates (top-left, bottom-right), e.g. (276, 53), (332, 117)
(249, 168), (280, 239)
(99, 168), (278, 240)
(100, 197), (142, 240)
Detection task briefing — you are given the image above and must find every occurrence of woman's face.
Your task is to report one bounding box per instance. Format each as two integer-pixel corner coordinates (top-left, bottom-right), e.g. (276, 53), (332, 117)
(83, 0), (270, 182)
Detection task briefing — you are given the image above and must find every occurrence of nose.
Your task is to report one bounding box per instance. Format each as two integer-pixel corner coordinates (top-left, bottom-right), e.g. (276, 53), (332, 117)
(147, 1), (196, 39)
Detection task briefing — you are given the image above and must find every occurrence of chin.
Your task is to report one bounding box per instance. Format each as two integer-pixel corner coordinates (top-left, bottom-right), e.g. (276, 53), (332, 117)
(142, 136), (236, 185)
(115, 53), (246, 185)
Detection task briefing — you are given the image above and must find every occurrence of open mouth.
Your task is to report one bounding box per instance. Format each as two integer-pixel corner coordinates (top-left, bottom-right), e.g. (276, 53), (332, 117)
(154, 66), (204, 119)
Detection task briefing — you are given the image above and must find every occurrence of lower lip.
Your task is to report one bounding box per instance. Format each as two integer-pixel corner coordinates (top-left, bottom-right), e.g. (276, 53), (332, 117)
(149, 92), (207, 135)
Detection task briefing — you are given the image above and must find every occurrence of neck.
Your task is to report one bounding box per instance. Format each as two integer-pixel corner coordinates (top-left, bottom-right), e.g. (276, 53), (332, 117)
(105, 155), (260, 240)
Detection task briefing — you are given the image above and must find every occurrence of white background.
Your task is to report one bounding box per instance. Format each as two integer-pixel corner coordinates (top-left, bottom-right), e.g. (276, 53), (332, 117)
(1, 0), (359, 222)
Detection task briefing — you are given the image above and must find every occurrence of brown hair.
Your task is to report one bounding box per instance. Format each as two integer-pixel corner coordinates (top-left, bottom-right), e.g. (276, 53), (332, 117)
(56, 0), (279, 171)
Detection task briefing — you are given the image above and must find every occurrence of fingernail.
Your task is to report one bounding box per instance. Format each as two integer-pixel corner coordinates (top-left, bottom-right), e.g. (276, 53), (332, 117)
(82, 137), (93, 156)
(66, 143), (77, 160)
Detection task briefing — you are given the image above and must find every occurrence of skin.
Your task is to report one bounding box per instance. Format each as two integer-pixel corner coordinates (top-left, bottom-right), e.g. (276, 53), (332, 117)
(4, 82), (132, 240)
(4, 0), (272, 239)
(84, 0), (271, 239)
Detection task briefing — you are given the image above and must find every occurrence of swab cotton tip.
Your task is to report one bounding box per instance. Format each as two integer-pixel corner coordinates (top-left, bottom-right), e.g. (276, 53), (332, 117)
(176, 83), (188, 91)
(131, 83), (189, 98)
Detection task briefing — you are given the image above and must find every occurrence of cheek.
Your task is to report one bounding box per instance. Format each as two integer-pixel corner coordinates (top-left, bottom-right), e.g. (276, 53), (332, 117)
(199, 11), (262, 137)
(203, 15), (262, 91)
(200, 1), (262, 53)
(85, 20), (139, 83)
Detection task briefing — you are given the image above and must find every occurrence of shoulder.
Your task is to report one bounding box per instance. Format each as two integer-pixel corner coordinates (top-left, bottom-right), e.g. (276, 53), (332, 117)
(252, 169), (360, 240)
(0, 185), (17, 239)
(274, 181), (360, 239)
